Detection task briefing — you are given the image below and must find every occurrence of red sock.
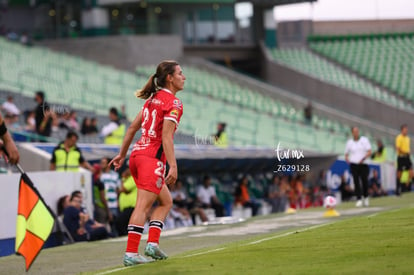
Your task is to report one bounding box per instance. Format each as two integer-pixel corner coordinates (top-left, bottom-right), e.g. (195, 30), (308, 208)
(147, 220), (164, 244)
(125, 224), (144, 253)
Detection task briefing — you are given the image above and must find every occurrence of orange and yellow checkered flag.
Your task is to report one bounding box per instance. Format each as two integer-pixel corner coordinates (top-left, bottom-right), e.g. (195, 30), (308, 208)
(15, 173), (55, 271)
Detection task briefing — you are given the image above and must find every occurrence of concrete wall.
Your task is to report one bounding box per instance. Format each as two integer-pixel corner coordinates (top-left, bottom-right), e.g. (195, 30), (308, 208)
(313, 19), (414, 35)
(262, 51), (414, 132)
(276, 20), (313, 47)
(275, 19), (414, 48)
(36, 35), (183, 71)
(0, 170), (92, 239)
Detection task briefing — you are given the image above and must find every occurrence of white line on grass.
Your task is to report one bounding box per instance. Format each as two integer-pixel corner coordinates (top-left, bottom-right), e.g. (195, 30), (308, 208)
(245, 223), (332, 246)
(95, 266), (134, 275)
(181, 248), (226, 258)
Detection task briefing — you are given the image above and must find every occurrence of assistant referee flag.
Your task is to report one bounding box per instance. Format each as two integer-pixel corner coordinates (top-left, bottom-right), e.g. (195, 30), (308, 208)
(15, 173), (55, 271)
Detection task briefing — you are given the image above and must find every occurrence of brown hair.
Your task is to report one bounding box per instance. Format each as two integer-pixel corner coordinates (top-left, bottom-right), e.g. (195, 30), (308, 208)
(135, 60), (179, 99)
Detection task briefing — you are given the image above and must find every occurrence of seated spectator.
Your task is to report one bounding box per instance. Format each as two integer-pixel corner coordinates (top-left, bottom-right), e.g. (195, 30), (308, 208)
(266, 175), (284, 213)
(81, 117), (97, 135)
(63, 190), (110, 242)
(57, 194), (70, 217)
(234, 175), (261, 216)
(289, 174), (306, 209)
(170, 179), (206, 226)
(340, 173), (354, 202)
(90, 117), (99, 134)
(20, 31), (32, 46)
(196, 175), (225, 217)
(368, 169), (387, 197)
(68, 111), (80, 131)
(1, 96), (21, 118)
(58, 110), (79, 132)
(24, 110), (36, 133)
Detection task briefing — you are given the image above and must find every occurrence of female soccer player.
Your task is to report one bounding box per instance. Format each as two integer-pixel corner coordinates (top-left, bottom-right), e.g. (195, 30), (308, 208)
(110, 60), (185, 266)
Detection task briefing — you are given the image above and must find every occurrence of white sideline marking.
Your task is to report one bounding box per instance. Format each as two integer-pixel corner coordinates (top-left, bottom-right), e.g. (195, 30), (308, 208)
(181, 248), (226, 258)
(245, 223), (331, 246)
(95, 266), (134, 275)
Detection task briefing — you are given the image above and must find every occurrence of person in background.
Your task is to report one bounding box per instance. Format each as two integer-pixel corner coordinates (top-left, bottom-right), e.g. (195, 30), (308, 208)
(34, 91), (53, 138)
(345, 126), (372, 207)
(1, 95), (20, 118)
(197, 175), (225, 217)
(90, 117), (99, 134)
(234, 175), (261, 216)
(50, 131), (93, 172)
(57, 195), (70, 217)
(100, 157), (121, 236)
(81, 117), (93, 135)
(92, 163), (112, 230)
(266, 175), (283, 213)
(170, 179), (208, 225)
(101, 107), (125, 146)
(24, 110), (36, 133)
(368, 169), (386, 197)
(371, 139), (387, 163)
(0, 112), (20, 164)
(340, 172), (354, 202)
(395, 124), (413, 196)
(303, 100), (312, 125)
(116, 168), (138, 236)
(213, 122), (228, 148)
(63, 191), (110, 242)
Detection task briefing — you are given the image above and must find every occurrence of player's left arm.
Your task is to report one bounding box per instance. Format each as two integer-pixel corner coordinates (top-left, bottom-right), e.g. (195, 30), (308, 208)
(163, 119), (178, 185)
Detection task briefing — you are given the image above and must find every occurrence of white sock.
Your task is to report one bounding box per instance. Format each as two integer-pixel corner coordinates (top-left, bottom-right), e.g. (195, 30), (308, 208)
(125, 252), (138, 257)
(148, 242), (158, 247)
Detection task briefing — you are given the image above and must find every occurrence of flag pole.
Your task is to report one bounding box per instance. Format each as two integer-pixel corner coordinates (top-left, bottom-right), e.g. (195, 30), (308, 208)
(15, 163), (25, 174)
(1, 146), (24, 174)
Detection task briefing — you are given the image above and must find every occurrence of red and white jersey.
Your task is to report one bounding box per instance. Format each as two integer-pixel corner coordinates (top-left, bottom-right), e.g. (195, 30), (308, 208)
(131, 89), (183, 161)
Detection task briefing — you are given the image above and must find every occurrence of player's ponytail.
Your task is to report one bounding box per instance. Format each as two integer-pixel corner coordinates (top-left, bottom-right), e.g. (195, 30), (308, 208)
(135, 60), (179, 100)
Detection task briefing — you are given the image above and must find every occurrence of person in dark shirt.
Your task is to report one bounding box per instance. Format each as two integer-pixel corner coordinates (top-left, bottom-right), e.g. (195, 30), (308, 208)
(34, 91), (52, 138)
(63, 191), (110, 242)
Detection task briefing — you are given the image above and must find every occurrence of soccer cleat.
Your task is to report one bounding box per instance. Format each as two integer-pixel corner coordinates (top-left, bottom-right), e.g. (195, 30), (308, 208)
(123, 254), (153, 266)
(144, 244), (168, 260)
(355, 200), (363, 207)
(363, 197), (369, 207)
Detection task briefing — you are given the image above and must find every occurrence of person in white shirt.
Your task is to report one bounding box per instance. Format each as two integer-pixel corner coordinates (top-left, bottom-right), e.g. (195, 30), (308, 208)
(1, 96), (20, 117)
(196, 175), (225, 217)
(344, 126), (372, 207)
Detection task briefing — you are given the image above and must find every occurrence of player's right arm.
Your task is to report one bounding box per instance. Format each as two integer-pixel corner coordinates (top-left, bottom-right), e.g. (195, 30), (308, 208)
(110, 110), (142, 170)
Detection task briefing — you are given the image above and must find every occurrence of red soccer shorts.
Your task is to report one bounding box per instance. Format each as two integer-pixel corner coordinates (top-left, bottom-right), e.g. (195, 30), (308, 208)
(129, 154), (166, 195)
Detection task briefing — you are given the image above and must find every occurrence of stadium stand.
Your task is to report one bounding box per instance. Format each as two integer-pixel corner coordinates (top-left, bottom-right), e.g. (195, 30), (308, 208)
(308, 33), (414, 102)
(0, 36), (396, 159)
(269, 46), (414, 112)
